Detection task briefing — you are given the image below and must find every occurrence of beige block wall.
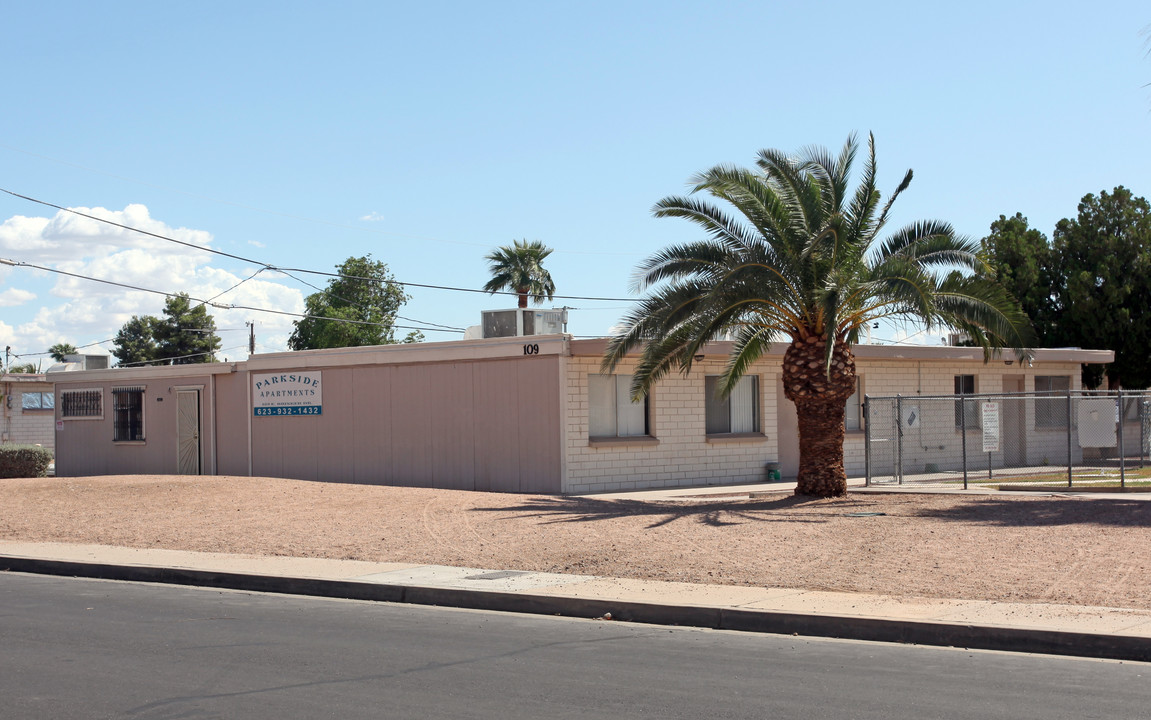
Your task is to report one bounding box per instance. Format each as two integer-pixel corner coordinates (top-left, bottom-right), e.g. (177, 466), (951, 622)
(564, 353), (1099, 492)
(3, 383), (56, 451)
(854, 359), (1090, 476)
(563, 356), (780, 494)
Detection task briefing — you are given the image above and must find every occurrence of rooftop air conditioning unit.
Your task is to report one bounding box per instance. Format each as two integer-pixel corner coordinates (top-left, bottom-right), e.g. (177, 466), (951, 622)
(481, 308), (568, 339)
(948, 333), (972, 347)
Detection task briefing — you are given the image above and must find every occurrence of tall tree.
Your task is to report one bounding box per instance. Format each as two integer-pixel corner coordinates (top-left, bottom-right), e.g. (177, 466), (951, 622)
(48, 343), (78, 363)
(153, 294), (223, 364)
(288, 255), (413, 350)
(605, 134), (1033, 497)
(112, 315), (159, 367)
(112, 296), (222, 367)
(978, 214), (1061, 343)
(1052, 187), (1151, 389)
(482, 239), (556, 309)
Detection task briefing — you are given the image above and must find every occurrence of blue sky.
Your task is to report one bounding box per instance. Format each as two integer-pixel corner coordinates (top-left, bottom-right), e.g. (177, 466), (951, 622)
(1, 1), (1148, 365)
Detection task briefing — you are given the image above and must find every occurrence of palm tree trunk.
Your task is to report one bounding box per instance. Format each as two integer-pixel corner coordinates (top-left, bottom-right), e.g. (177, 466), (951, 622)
(782, 337), (857, 497)
(517, 287), (528, 309)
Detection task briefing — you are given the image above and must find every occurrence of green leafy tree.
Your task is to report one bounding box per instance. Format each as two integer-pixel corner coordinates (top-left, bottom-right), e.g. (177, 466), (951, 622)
(112, 296), (222, 367)
(288, 255), (413, 350)
(7, 362), (38, 374)
(1052, 187), (1151, 389)
(605, 134), (1033, 498)
(153, 293), (223, 364)
(482, 239), (556, 308)
(48, 343), (78, 363)
(112, 315), (160, 366)
(978, 214), (1061, 344)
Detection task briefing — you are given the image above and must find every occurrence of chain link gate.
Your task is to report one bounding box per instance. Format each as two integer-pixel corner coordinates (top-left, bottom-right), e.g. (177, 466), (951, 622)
(864, 390), (1151, 489)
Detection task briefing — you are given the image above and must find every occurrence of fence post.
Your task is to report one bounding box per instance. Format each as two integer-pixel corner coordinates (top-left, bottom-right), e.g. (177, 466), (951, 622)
(1118, 389), (1126, 488)
(1142, 398), (1147, 470)
(863, 395), (871, 487)
(1067, 390), (1073, 488)
(896, 394), (903, 486)
(961, 393), (968, 489)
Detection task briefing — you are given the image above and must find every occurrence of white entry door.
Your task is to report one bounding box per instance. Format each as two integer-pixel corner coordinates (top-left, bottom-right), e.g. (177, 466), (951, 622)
(177, 389), (202, 475)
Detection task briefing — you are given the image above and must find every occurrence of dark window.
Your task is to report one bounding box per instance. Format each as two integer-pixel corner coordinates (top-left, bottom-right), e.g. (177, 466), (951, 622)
(112, 387), (145, 441)
(61, 389), (102, 418)
(1035, 376), (1071, 428)
(954, 375), (979, 429)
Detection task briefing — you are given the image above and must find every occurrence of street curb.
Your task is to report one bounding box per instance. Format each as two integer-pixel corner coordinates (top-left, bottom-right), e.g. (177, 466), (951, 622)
(3, 555), (1149, 662)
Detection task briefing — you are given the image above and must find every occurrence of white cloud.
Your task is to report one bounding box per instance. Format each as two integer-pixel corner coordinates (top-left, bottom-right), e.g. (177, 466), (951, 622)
(0, 204), (306, 359)
(248, 239), (266, 248)
(359, 211), (385, 222)
(0, 288), (35, 307)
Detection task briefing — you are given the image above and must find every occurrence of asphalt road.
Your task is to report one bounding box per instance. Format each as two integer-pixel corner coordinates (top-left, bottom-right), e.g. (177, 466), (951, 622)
(1, 572), (1147, 720)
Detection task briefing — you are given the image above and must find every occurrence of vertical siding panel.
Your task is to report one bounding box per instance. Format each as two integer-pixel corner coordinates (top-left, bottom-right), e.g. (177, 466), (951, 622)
(352, 366), (392, 485)
(390, 364), (432, 486)
(473, 360), (521, 492)
(214, 374), (249, 476)
(517, 358), (562, 493)
(251, 377), (283, 479)
(279, 415), (319, 481)
(431, 362), (475, 490)
(316, 368), (355, 482)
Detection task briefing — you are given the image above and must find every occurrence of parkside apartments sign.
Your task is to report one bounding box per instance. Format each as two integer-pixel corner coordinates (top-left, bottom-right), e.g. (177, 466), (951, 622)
(253, 371), (322, 416)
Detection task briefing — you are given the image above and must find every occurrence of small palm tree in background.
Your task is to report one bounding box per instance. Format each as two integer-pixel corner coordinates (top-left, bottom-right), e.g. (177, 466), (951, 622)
(605, 133), (1033, 497)
(483, 239), (556, 309)
(49, 343), (78, 363)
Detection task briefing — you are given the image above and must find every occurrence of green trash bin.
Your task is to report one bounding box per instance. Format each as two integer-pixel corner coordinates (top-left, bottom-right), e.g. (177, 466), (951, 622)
(765, 462), (782, 482)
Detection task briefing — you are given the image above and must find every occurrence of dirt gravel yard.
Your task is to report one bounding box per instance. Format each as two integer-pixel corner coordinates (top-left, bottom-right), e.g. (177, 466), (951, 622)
(2, 474), (1149, 609)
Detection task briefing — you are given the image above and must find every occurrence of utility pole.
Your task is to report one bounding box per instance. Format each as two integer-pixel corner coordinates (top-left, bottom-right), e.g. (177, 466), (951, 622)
(4, 346), (9, 373)
(247, 323), (255, 355)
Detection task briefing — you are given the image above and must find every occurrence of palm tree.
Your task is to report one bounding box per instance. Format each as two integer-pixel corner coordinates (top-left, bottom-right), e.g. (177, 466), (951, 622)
(604, 134), (1034, 497)
(49, 343), (78, 363)
(482, 239), (556, 309)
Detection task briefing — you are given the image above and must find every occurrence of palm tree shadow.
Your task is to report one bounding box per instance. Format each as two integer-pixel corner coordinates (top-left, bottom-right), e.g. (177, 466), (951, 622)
(473, 493), (887, 529)
(909, 496), (1151, 528)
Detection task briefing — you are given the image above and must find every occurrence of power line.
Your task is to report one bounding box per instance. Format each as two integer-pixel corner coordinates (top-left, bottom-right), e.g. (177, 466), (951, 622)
(273, 267), (464, 332)
(0, 188), (640, 303)
(0, 258), (464, 335)
(13, 337), (117, 358)
(117, 344), (248, 367)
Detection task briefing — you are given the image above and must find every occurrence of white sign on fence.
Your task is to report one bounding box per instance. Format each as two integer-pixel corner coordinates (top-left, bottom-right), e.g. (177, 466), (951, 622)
(981, 401), (1000, 453)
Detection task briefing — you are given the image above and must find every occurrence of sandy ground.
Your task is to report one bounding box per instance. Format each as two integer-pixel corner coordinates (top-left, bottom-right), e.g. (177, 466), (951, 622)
(2, 474), (1149, 609)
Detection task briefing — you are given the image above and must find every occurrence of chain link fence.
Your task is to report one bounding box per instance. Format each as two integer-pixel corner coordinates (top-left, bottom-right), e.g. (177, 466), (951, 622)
(864, 391), (1151, 489)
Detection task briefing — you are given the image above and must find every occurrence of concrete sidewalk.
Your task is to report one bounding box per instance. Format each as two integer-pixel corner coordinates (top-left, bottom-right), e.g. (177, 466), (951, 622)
(3, 540), (1149, 662)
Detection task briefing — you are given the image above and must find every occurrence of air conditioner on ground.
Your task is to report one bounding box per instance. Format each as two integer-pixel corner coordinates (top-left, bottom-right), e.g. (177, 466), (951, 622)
(480, 308), (568, 338)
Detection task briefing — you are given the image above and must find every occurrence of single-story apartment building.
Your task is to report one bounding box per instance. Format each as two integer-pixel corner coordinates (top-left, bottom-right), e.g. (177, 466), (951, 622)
(51, 335), (1113, 493)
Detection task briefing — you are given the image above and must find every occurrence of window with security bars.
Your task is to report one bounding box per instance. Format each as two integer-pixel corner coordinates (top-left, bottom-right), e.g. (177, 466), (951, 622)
(112, 387), (145, 442)
(61, 389), (102, 418)
(1034, 376), (1070, 428)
